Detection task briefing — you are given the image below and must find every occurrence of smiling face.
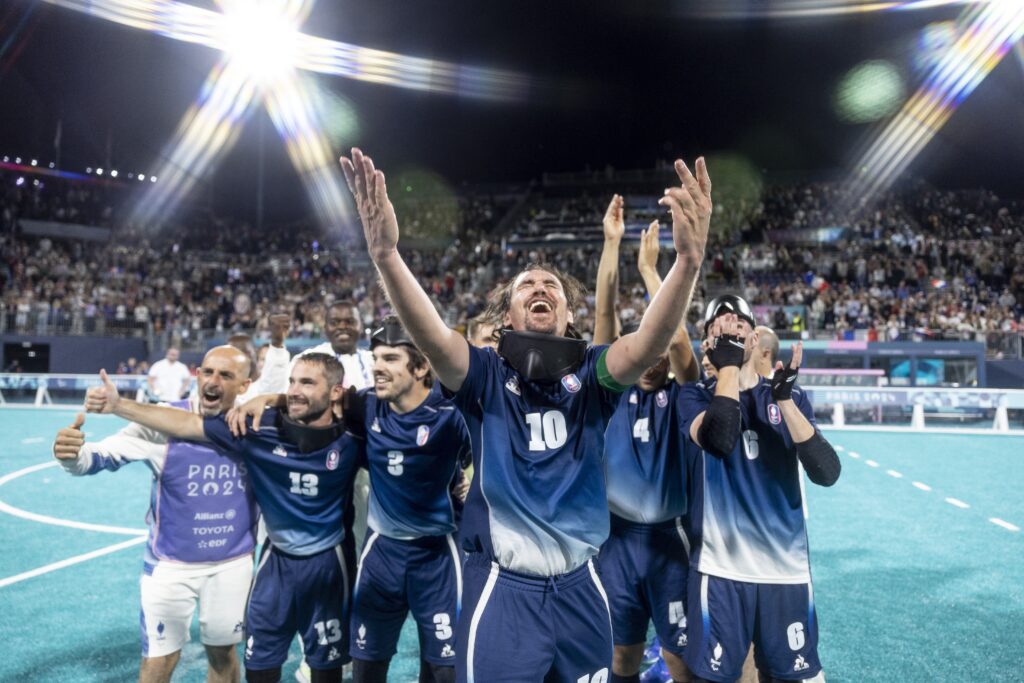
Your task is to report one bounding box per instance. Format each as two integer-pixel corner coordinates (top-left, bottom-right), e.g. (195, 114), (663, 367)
(503, 268), (573, 336)
(196, 346), (252, 416)
(324, 303), (361, 355)
(372, 344), (426, 403)
(286, 360), (341, 424)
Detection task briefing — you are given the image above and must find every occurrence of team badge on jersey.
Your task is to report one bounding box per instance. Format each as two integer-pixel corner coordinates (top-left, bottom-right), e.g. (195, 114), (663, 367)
(416, 425), (430, 446)
(505, 377), (521, 396)
(629, 391), (638, 404)
(561, 374), (582, 393)
(371, 417), (381, 433)
(326, 449), (340, 470)
(656, 389), (668, 408)
(767, 403), (782, 425)
(273, 445), (288, 458)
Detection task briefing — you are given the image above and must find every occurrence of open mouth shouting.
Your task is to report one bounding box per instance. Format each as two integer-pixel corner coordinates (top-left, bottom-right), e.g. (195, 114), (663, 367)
(199, 386), (223, 412)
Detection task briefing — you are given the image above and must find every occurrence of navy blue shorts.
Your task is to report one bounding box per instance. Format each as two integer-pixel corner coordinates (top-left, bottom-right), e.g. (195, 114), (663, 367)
(597, 515), (690, 655)
(684, 572), (821, 682)
(350, 531), (462, 665)
(244, 542), (351, 671)
(456, 554), (612, 683)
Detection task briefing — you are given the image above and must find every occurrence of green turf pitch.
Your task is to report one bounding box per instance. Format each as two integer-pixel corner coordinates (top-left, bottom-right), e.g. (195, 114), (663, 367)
(1, 409), (1021, 681)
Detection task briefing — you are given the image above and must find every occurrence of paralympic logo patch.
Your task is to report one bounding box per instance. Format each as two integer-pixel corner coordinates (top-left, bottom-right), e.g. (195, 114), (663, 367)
(768, 404), (781, 425)
(561, 374), (582, 393)
(417, 425), (430, 446)
(656, 390), (668, 408)
(326, 450), (340, 470)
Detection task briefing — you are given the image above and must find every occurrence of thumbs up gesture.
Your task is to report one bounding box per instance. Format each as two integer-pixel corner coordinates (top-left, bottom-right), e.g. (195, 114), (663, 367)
(53, 413), (86, 461)
(85, 369), (120, 414)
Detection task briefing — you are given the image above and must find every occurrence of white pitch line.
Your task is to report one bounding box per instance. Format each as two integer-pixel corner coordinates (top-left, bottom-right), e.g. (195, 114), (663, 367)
(886, 470), (903, 479)
(847, 451), (861, 459)
(945, 497), (970, 509)
(0, 462), (147, 535)
(0, 536), (147, 589)
(865, 459), (879, 468)
(989, 518), (1020, 532)
(912, 481), (932, 491)
(20, 437), (45, 445)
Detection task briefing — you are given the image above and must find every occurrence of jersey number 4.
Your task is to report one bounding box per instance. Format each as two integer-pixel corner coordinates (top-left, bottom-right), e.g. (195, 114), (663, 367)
(525, 411), (568, 451)
(289, 472), (319, 496)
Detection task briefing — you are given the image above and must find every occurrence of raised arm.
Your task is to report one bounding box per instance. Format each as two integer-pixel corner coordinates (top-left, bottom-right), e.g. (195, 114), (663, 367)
(85, 370), (207, 441)
(593, 194), (625, 345)
(340, 149), (470, 391)
(604, 158), (710, 385)
(771, 342), (841, 486)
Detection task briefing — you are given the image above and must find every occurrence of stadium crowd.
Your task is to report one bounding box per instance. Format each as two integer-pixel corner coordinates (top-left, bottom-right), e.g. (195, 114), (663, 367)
(1, 166), (1022, 349)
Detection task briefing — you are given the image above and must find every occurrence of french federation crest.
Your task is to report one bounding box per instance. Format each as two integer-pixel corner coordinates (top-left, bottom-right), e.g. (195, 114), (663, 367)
(326, 450), (340, 470)
(561, 374), (582, 393)
(656, 390), (668, 408)
(767, 403), (782, 425)
(416, 425), (430, 446)
(505, 377), (521, 396)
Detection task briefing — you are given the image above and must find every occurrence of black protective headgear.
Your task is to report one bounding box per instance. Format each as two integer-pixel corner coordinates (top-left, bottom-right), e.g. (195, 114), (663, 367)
(702, 295), (755, 336)
(497, 329), (587, 384)
(370, 317), (415, 350)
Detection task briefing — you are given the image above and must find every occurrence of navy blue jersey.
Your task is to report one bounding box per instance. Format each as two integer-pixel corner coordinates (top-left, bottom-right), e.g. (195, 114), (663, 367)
(604, 383), (690, 524)
(679, 378), (816, 583)
(356, 388), (471, 540)
(446, 344), (620, 576)
(204, 409), (364, 556)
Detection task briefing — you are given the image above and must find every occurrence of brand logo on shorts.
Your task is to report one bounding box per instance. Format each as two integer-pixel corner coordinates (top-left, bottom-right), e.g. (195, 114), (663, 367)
(505, 377), (520, 396)
(768, 403), (781, 425)
(417, 425), (430, 446)
(356, 624), (367, 650)
(656, 390), (668, 408)
(156, 621), (165, 640)
(710, 642), (723, 672)
(328, 646), (340, 662)
(245, 636), (254, 659)
(441, 644), (455, 658)
(273, 445), (288, 458)
(371, 418), (381, 433)
(794, 655), (809, 672)
(677, 633), (687, 648)
(561, 374), (582, 393)
(326, 450), (340, 470)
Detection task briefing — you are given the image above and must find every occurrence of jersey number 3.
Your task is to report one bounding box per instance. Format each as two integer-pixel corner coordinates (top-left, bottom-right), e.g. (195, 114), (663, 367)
(525, 411), (568, 451)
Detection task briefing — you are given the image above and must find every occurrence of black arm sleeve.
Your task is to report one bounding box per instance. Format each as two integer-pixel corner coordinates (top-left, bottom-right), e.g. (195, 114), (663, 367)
(696, 395), (742, 458)
(795, 431), (842, 487)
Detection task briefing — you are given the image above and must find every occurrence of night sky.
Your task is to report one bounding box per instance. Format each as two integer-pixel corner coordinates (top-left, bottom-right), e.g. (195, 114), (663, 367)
(3, 0), (1024, 223)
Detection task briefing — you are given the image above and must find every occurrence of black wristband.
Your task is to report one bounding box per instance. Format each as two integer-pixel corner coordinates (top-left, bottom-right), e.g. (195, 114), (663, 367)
(709, 334), (746, 370)
(771, 364), (799, 401)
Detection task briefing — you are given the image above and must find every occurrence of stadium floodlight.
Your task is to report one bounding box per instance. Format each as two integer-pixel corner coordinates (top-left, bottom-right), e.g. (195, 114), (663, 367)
(96, 168), (104, 175)
(110, 170), (119, 177)
(150, 176), (157, 182)
(30, 159), (37, 166)
(14, 157), (21, 164)
(86, 167), (93, 173)
(39, 0), (528, 232)
(2, 157), (7, 162)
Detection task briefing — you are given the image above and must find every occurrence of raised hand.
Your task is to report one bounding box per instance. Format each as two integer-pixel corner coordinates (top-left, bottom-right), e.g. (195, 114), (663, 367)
(771, 341), (803, 401)
(53, 413), (86, 460)
(339, 148), (400, 263)
(658, 157), (712, 263)
(637, 220), (661, 276)
(84, 369), (120, 414)
(269, 313), (291, 347)
(603, 194), (625, 242)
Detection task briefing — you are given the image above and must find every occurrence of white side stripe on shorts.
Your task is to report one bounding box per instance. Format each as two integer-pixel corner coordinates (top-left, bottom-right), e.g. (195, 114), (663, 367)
(466, 562), (500, 683)
(675, 517), (691, 557)
(587, 558), (613, 656)
(334, 545), (350, 609)
(245, 541), (273, 614)
(446, 533), (464, 615)
(353, 531), (379, 600)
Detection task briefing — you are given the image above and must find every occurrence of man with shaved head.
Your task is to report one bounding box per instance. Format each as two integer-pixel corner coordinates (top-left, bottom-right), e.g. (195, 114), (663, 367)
(52, 345), (258, 683)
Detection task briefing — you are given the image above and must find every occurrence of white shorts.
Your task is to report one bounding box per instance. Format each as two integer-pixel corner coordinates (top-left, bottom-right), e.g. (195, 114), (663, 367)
(139, 555), (253, 658)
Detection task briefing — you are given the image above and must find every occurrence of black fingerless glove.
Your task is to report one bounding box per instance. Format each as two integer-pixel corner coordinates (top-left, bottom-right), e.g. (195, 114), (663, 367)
(771, 364), (799, 401)
(709, 334), (746, 370)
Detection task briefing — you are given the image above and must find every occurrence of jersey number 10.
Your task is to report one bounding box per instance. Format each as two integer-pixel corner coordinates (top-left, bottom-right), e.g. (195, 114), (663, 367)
(525, 411), (568, 451)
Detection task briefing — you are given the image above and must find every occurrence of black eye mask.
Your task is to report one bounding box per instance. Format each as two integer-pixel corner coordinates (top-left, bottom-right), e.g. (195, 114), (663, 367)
(279, 415), (346, 453)
(497, 329), (587, 384)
